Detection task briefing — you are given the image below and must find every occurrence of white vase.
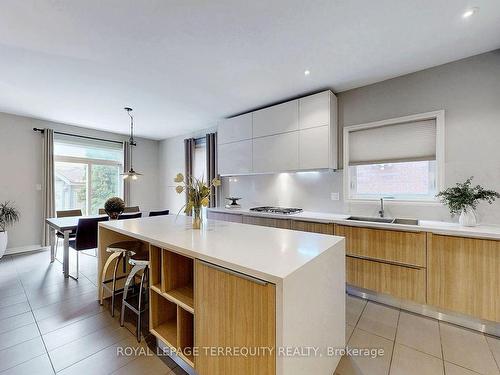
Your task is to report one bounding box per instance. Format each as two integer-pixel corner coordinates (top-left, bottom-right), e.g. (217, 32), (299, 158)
(459, 207), (477, 227)
(0, 231), (7, 259)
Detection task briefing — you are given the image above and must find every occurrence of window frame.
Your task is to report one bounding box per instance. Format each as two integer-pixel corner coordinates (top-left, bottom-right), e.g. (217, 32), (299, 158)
(54, 154), (124, 215)
(343, 110), (445, 203)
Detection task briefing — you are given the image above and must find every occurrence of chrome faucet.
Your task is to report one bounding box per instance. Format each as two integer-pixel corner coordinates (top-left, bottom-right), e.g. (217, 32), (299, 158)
(379, 198), (385, 218)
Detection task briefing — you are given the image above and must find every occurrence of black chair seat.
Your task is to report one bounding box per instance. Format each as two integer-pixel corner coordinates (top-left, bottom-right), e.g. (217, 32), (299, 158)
(148, 209), (169, 217)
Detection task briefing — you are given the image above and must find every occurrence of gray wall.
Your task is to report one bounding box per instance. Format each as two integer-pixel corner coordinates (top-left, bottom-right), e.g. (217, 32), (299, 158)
(165, 50), (500, 224)
(0, 112), (160, 251)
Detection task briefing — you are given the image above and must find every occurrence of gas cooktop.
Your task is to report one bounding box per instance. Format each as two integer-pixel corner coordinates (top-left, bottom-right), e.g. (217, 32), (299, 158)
(249, 206), (303, 215)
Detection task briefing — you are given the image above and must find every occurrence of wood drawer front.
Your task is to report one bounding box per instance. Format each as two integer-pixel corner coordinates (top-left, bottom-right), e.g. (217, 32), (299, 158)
(291, 220), (334, 235)
(207, 211), (243, 223)
(336, 225), (426, 267)
(195, 261), (276, 375)
(427, 234), (500, 322)
(242, 215), (291, 229)
(347, 256), (426, 304)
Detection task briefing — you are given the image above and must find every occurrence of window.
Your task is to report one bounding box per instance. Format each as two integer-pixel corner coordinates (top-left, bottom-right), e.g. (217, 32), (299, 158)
(344, 111), (444, 201)
(54, 134), (124, 215)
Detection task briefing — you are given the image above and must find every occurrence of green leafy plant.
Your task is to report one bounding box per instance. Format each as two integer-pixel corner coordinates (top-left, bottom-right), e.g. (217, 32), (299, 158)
(104, 197), (125, 219)
(174, 173), (221, 215)
(436, 177), (500, 216)
(0, 201), (20, 232)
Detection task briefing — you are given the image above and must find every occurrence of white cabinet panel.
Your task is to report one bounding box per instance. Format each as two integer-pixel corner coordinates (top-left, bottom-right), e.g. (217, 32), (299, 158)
(253, 100), (298, 138)
(218, 113), (252, 144)
(218, 140), (252, 175)
(252, 132), (299, 173)
(299, 126), (330, 169)
(299, 91), (331, 129)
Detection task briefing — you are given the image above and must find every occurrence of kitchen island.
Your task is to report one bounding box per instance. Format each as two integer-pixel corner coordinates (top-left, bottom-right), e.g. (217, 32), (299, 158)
(98, 215), (345, 375)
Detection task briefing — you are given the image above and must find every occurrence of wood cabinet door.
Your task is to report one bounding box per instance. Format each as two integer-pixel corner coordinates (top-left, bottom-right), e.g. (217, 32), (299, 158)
(347, 256), (426, 304)
(207, 211), (243, 223)
(252, 99), (298, 138)
(291, 220), (334, 234)
(427, 234), (500, 321)
(218, 113), (253, 144)
(195, 260), (276, 375)
(335, 225), (426, 267)
(218, 140), (252, 175)
(242, 215), (291, 229)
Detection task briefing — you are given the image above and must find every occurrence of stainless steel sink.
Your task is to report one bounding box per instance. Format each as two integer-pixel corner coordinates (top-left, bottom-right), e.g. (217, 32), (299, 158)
(347, 216), (419, 226)
(392, 218), (419, 225)
(347, 216), (394, 224)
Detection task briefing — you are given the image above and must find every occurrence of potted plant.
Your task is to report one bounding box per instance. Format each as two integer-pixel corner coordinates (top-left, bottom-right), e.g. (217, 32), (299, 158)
(436, 177), (500, 227)
(174, 173), (221, 229)
(104, 197), (125, 220)
(0, 201), (20, 258)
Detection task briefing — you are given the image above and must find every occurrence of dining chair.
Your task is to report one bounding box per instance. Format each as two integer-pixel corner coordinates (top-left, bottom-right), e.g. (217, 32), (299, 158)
(99, 206), (140, 215)
(55, 209), (82, 260)
(68, 216), (109, 279)
(148, 209), (170, 217)
(118, 212), (142, 220)
(124, 206), (140, 213)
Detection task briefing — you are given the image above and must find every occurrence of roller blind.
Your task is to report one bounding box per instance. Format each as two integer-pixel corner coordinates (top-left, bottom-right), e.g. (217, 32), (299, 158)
(348, 119), (436, 166)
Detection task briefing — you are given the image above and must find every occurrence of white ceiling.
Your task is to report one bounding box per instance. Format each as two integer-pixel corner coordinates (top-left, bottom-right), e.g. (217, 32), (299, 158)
(1, 1), (499, 140)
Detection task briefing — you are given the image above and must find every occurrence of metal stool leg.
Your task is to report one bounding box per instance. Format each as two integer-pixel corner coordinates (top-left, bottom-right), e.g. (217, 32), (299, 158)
(136, 270), (147, 342)
(120, 264), (143, 327)
(111, 254), (123, 317)
(100, 251), (122, 305)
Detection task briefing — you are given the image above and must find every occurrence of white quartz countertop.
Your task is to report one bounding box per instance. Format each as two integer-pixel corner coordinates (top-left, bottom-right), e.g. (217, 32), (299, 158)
(207, 207), (500, 240)
(100, 215), (344, 284)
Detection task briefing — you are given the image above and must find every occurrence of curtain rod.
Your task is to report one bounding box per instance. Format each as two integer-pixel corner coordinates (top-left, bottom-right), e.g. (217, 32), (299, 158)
(33, 128), (125, 145)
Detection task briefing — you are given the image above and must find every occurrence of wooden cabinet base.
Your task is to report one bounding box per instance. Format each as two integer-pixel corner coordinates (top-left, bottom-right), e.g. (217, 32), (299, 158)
(195, 260), (276, 375)
(427, 234), (500, 322)
(347, 256), (426, 304)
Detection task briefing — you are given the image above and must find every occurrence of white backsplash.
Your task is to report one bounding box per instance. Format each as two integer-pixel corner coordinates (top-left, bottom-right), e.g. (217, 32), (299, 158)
(221, 171), (500, 224)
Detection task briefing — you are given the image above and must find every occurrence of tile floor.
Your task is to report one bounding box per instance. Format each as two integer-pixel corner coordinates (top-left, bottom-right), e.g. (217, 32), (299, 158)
(337, 295), (500, 375)
(0, 249), (186, 375)
(0, 250), (499, 375)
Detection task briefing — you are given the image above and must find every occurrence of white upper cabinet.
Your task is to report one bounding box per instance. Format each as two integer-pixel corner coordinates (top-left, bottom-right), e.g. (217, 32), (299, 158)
(299, 91), (331, 129)
(218, 140), (252, 175)
(217, 90), (337, 175)
(253, 132), (299, 173)
(218, 113), (252, 144)
(252, 100), (299, 138)
(299, 126), (330, 169)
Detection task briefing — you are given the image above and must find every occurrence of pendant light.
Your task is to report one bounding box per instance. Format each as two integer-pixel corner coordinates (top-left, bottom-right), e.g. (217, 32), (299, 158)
(121, 107), (142, 180)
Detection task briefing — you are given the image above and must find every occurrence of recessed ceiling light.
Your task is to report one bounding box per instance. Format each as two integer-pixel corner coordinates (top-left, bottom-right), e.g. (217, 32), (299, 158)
(462, 7), (479, 18)
(304, 70), (311, 76)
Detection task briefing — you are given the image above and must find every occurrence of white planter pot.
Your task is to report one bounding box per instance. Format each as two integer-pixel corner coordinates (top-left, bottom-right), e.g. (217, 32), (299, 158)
(0, 231), (7, 259)
(459, 207), (478, 227)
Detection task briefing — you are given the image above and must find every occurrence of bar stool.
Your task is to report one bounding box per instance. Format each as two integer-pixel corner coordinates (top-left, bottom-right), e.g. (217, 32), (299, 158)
(100, 241), (143, 317)
(120, 251), (149, 342)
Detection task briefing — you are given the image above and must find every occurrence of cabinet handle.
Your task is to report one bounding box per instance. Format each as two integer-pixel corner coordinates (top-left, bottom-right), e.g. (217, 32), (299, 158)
(347, 254), (424, 270)
(199, 260), (269, 286)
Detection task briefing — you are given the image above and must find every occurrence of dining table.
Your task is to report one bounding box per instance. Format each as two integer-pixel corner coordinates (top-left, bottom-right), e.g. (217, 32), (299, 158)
(45, 215), (106, 278)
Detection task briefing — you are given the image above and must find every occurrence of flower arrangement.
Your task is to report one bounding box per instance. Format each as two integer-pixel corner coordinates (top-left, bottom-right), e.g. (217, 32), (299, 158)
(104, 197), (125, 219)
(174, 173), (221, 228)
(436, 177), (499, 226)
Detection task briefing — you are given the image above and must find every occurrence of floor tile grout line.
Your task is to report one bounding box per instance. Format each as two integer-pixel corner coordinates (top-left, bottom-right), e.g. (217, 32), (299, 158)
(0, 352), (50, 374)
(483, 333), (500, 372)
(18, 271), (57, 375)
(52, 330), (138, 373)
(443, 360), (486, 375)
(386, 308), (401, 375)
(438, 320), (447, 375)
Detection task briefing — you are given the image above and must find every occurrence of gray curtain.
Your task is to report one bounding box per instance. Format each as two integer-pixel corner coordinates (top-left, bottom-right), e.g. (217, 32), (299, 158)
(123, 141), (130, 205)
(42, 129), (55, 247)
(206, 133), (218, 208)
(184, 138), (195, 215)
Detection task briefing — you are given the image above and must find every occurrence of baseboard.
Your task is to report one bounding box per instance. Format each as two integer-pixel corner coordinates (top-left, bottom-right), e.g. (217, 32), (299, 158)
(5, 244), (48, 255)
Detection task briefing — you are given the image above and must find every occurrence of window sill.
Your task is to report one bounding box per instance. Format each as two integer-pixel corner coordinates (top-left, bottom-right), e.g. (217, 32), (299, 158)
(347, 198), (442, 206)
